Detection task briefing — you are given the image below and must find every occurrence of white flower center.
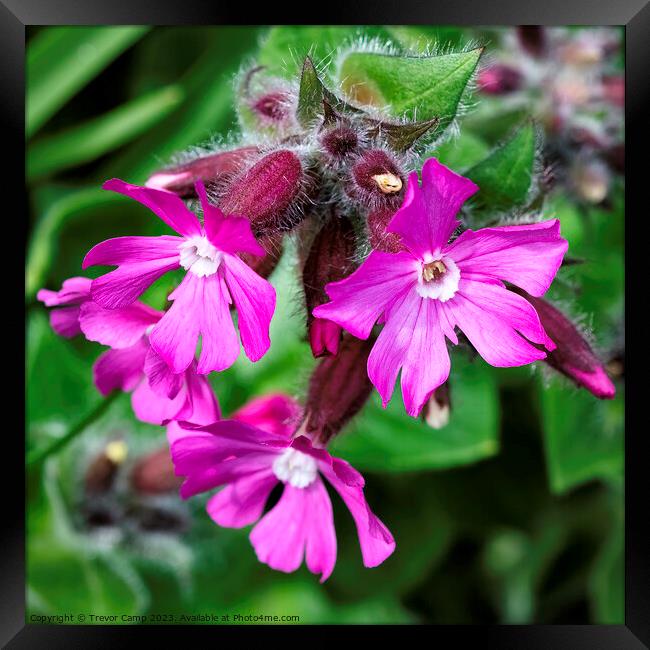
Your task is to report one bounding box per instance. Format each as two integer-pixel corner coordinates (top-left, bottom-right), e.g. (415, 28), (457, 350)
(272, 448), (318, 489)
(178, 236), (223, 277)
(416, 256), (460, 302)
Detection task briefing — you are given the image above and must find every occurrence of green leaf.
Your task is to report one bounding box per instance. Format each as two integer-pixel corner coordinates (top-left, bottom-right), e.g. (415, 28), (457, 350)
(296, 57), (326, 126)
(28, 85), (185, 181)
(363, 116), (440, 152)
(27, 26), (150, 137)
(465, 121), (538, 215)
(331, 354), (499, 472)
(538, 378), (624, 494)
(339, 48), (483, 130)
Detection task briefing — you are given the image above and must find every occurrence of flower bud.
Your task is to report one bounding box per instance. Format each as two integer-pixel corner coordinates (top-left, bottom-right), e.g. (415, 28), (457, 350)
(367, 207), (404, 253)
(320, 124), (359, 161)
(478, 64), (523, 95)
(521, 291), (616, 399)
(303, 334), (376, 444)
(348, 149), (406, 211)
(302, 215), (357, 357)
(84, 440), (128, 494)
(240, 232), (284, 279)
(421, 382), (451, 429)
(130, 446), (182, 494)
(516, 26), (548, 59)
(251, 91), (292, 123)
(219, 149), (304, 235)
(145, 147), (259, 198)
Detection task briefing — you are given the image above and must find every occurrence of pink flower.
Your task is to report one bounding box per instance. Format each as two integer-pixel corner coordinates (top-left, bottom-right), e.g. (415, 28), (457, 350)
(83, 180), (276, 375)
(314, 158), (569, 416)
(79, 299), (219, 426)
(37, 277), (92, 337)
(169, 394), (395, 582)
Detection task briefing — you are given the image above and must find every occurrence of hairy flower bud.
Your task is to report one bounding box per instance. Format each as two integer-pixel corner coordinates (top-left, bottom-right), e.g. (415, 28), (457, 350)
(251, 91), (292, 123)
(240, 232), (284, 279)
(145, 147), (258, 198)
(303, 215), (357, 357)
(520, 291), (616, 399)
(303, 334), (376, 444)
(348, 149), (406, 211)
(478, 64), (524, 95)
(367, 207), (404, 253)
(219, 149), (304, 235)
(320, 124), (359, 161)
(421, 382), (451, 429)
(130, 447), (182, 494)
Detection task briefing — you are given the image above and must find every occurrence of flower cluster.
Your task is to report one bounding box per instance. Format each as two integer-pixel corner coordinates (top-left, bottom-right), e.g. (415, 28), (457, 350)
(38, 48), (616, 581)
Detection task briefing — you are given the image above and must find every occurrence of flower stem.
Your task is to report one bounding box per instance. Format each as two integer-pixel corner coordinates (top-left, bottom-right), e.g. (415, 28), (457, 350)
(27, 392), (120, 467)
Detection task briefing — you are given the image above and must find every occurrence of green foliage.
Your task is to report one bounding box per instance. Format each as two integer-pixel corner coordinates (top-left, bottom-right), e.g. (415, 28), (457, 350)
(332, 355), (499, 472)
(338, 48), (482, 131)
(27, 26), (150, 137)
(465, 121), (539, 216)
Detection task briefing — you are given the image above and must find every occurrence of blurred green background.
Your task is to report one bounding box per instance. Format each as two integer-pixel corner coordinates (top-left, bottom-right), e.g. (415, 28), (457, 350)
(26, 26), (624, 624)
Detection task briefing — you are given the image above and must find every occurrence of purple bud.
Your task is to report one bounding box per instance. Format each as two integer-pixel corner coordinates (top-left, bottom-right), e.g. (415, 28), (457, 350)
(478, 64), (523, 95)
(304, 334), (375, 444)
(320, 124), (359, 161)
(145, 147), (259, 198)
(219, 149), (304, 235)
(302, 214), (357, 358)
(367, 206), (405, 253)
(522, 291), (616, 399)
(421, 382), (451, 429)
(516, 26), (548, 58)
(251, 91), (292, 123)
(130, 447), (182, 494)
(348, 149), (406, 211)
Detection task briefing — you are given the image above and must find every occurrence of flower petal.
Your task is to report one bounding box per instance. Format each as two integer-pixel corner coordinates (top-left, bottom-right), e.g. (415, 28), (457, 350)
(49, 306), (83, 338)
(222, 254), (276, 363)
(176, 367), (221, 425)
(196, 272), (241, 373)
(79, 300), (161, 349)
(131, 374), (188, 425)
(103, 179), (202, 237)
(387, 158), (478, 258)
(444, 279), (553, 367)
(149, 273), (203, 374)
(206, 469), (278, 528)
(400, 298), (451, 417)
(314, 250), (418, 340)
(196, 181), (266, 256)
(82, 235), (182, 268)
(92, 339), (148, 396)
(249, 484), (309, 575)
(445, 219), (568, 296)
(304, 479), (337, 582)
(320, 464), (395, 568)
(143, 347), (184, 399)
(367, 288), (421, 408)
(90, 257), (179, 310)
(231, 393), (301, 438)
(37, 277), (91, 306)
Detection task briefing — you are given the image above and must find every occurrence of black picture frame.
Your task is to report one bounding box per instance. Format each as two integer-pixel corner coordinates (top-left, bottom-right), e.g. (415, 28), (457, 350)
(7, 1), (647, 645)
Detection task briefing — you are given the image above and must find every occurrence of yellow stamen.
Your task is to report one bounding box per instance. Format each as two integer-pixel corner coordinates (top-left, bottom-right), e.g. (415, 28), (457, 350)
(371, 173), (403, 194)
(422, 260), (447, 282)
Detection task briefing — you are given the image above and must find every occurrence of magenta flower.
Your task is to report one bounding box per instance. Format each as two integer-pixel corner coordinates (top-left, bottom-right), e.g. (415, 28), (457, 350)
(83, 180), (276, 374)
(314, 158), (568, 416)
(169, 394), (395, 582)
(37, 277), (92, 337)
(79, 299), (219, 426)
